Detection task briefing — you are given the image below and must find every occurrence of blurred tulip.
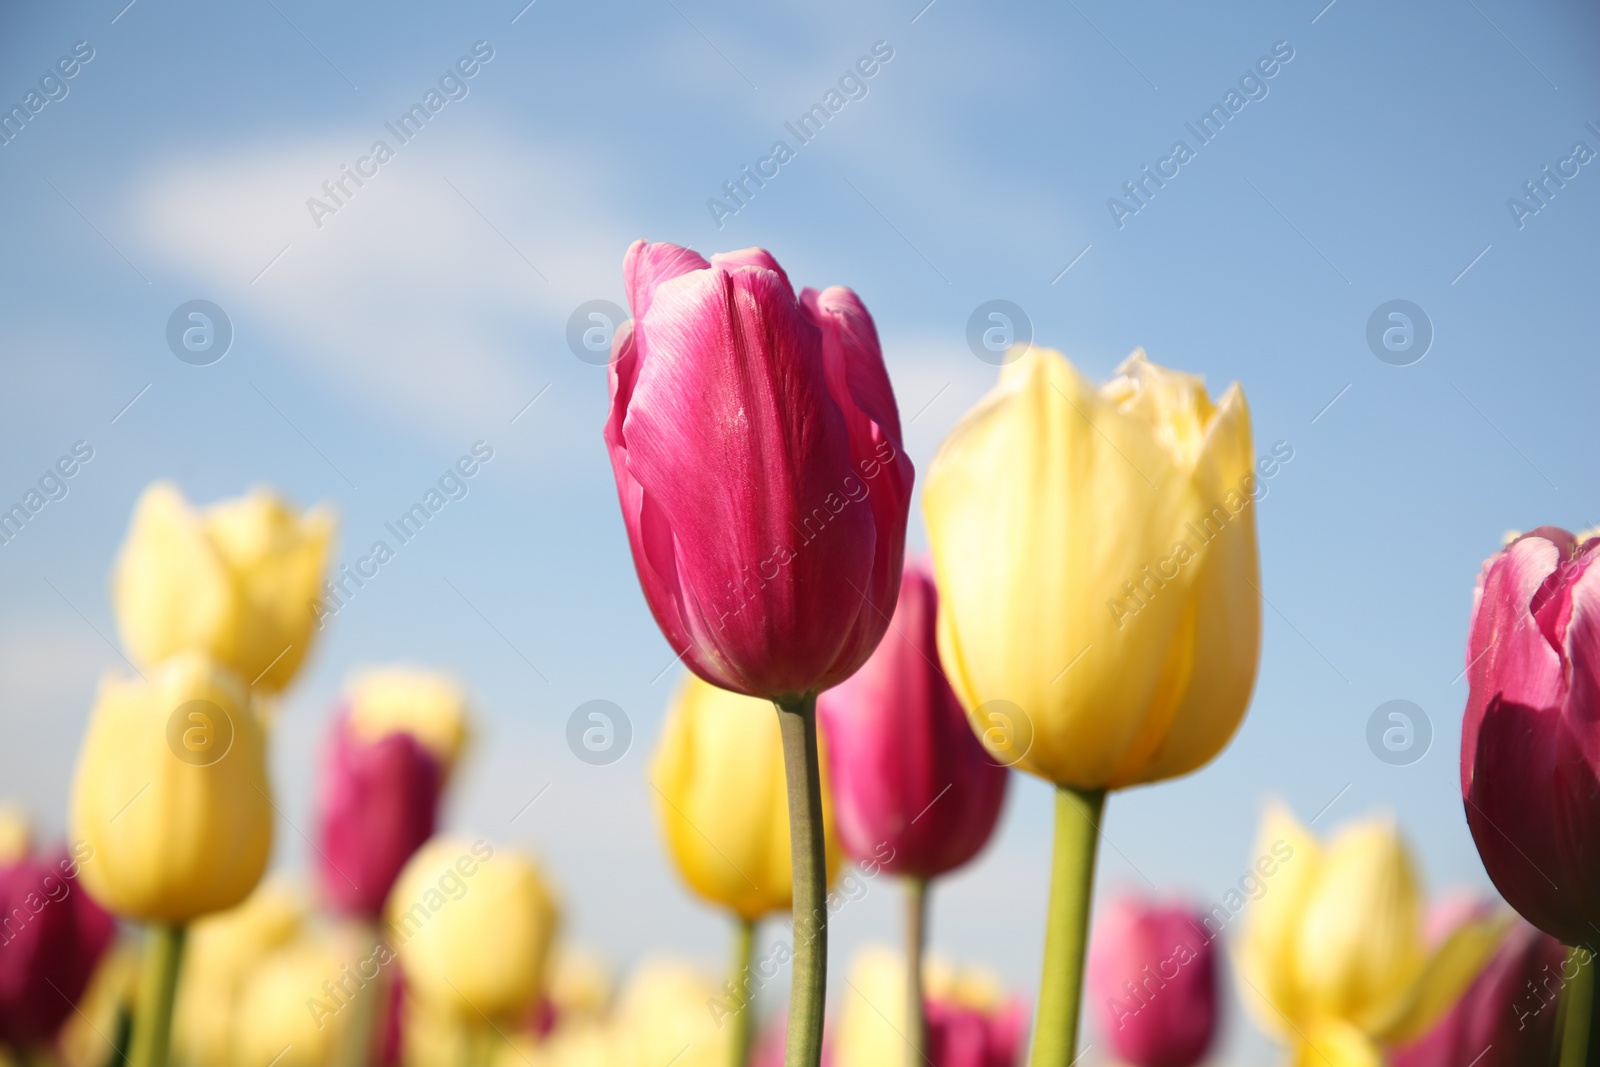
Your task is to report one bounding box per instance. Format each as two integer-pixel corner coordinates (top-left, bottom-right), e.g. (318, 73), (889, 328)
(173, 879), (307, 1065)
(834, 946), (1026, 1067)
(58, 938), (139, 1067)
(604, 240), (912, 701)
(1460, 526), (1600, 948)
(387, 837), (558, 1024)
(0, 848), (116, 1047)
(1087, 896), (1216, 1067)
(317, 712), (443, 919)
(1389, 909), (1566, 1067)
(236, 935), (367, 1067)
(651, 674), (842, 920)
(0, 803), (31, 864)
(344, 665), (472, 773)
(1238, 805), (1508, 1066)
(924, 348), (1260, 789)
(71, 651), (272, 923)
(111, 481), (334, 693)
(817, 560), (1007, 880)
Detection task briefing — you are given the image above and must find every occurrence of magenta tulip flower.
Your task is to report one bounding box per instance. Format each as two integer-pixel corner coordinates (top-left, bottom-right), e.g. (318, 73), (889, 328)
(1087, 896), (1217, 1067)
(819, 560), (1008, 880)
(1390, 912), (1565, 1067)
(0, 850), (116, 1046)
(316, 712), (443, 918)
(604, 240), (913, 702)
(926, 995), (1028, 1067)
(1461, 527), (1600, 947)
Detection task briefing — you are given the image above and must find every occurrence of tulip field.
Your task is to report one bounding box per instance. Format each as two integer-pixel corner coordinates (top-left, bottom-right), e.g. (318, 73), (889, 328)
(2, 4), (1597, 1067)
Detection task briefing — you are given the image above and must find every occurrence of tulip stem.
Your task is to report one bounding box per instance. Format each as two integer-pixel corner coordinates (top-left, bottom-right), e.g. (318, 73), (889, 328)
(1029, 785), (1105, 1067)
(775, 695), (828, 1067)
(906, 876), (929, 1067)
(1558, 946), (1597, 1067)
(338, 919), (384, 1067)
(730, 916), (758, 1067)
(128, 922), (186, 1067)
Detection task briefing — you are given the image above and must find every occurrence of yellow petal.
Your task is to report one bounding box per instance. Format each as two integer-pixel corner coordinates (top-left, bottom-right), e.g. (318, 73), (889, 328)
(344, 665), (472, 771)
(1293, 1016), (1385, 1067)
(111, 483), (234, 671)
(1237, 803), (1323, 1035)
(649, 676), (840, 920)
(1372, 910), (1513, 1044)
(70, 652), (274, 923)
(1291, 816), (1425, 1029)
(834, 945), (910, 1067)
(926, 346), (1259, 790)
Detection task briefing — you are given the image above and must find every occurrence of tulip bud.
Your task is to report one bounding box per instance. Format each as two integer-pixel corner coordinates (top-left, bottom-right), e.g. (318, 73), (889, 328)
(651, 674), (841, 920)
(317, 712), (444, 918)
(924, 349), (1261, 789)
(386, 837), (558, 1022)
(1087, 897), (1216, 1067)
(70, 651), (273, 922)
(1389, 913), (1566, 1067)
(1460, 527), (1600, 947)
(111, 481), (335, 693)
(834, 946), (1027, 1067)
(604, 241), (913, 700)
(343, 666), (471, 773)
(818, 560), (1007, 880)
(173, 880), (308, 1065)
(0, 850), (116, 1045)
(1238, 805), (1506, 1064)
(235, 936), (363, 1067)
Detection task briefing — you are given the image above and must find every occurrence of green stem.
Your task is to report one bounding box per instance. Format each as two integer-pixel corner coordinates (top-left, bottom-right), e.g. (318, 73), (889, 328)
(905, 877), (929, 1067)
(1029, 786), (1106, 1067)
(1558, 946), (1597, 1067)
(128, 923), (186, 1067)
(775, 695), (827, 1067)
(729, 916), (757, 1067)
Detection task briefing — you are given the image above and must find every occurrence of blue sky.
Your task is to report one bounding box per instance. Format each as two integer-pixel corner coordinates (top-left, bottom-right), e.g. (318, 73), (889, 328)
(1, 0), (1597, 1061)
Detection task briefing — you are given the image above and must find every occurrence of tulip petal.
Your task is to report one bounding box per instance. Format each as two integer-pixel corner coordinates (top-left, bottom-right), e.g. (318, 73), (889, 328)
(1371, 911), (1511, 1044)
(623, 239), (709, 323)
(1237, 803), (1322, 1035)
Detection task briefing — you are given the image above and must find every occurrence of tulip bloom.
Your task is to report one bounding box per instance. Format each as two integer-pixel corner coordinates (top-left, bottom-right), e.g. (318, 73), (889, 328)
(71, 651), (273, 923)
(652, 674), (843, 920)
(1460, 527), (1600, 949)
(1086, 897), (1216, 1067)
(387, 837), (558, 1025)
(0, 849), (116, 1047)
(1238, 805), (1505, 1066)
(925, 348), (1260, 1066)
(1389, 913), (1566, 1067)
(316, 668), (468, 921)
(834, 947), (1027, 1067)
(818, 561), (1008, 881)
(111, 482), (334, 693)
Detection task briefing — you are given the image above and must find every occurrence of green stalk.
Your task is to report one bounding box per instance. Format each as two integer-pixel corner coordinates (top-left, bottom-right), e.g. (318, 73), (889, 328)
(1558, 946), (1597, 1067)
(337, 919), (384, 1067)
(729, 917), (758, 1067)
(775, 695), (828, 1067)
(128, 923), (186, 1067)
(1029, 786), (1106, 1067)
(905, 877), (929, 1067)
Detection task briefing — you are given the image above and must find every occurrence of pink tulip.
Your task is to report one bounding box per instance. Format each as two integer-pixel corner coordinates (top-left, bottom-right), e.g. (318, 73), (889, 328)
(0, 850), (116, 1045)
(1461, 527), (1600, 946)
(604, 240), (914, 700)
(818, 561), (1008, 879)
(1390, 912), (1566, 1067)
(926, 995), (1028, 1067)
(1087, 896), (1217, 1067)
(316, 712), (443, 918)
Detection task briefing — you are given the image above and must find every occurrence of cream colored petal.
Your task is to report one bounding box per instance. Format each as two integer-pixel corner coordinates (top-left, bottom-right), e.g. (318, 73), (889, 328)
(1237, 803), (1323, 1034)
(1371, 910), (1513, 1044)
(111, 482), (235, 671)
(1291, 817), (1425, 1028)
(345, 665), (472, 771)
(924, 347), (1197, 788)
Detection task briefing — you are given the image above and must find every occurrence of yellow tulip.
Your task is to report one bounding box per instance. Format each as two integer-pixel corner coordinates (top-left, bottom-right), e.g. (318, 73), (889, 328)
(835, 945), (1021, 1067)
(70, 651), (274, 923)
(235, 934), (369, 1067)
(651, 674), (842, 921)
(58, 938), (139, 1067)
(173, 880), (308, 1064)
(1237, 804), (1507, 1066)
(0, 800), (31, 863)
(387, 836), (559, 1023)
(111, 481), (335, 693)
(923, 348), (1262, 789)
(344, 665), (471, 771)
